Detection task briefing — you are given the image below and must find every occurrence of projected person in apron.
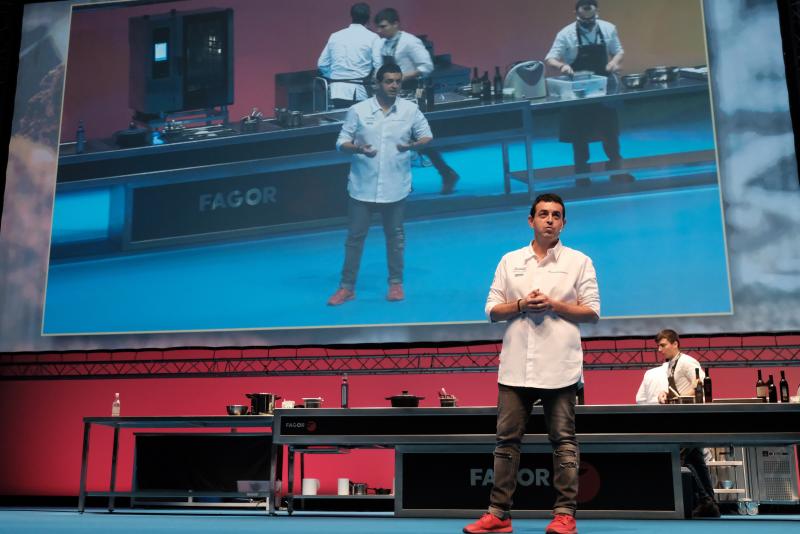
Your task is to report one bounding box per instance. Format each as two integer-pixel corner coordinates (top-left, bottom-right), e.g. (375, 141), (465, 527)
(545, 0), (624, 175)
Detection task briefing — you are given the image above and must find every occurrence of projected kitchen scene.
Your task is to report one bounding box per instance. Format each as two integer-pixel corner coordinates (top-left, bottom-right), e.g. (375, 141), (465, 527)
(44, 0), (730, 334)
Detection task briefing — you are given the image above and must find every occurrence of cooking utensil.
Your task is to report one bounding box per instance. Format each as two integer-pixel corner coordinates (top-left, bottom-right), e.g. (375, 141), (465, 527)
(439, 387), (457, 407)
(645, 66), (679, 83)
(245, 392), (281, 414)
(621, 73), (647, 89)
(350, 482), (368, 495)
(386, 390), (425, 407)
(226, 404), (249, 415)
(301, 397), (323, 408)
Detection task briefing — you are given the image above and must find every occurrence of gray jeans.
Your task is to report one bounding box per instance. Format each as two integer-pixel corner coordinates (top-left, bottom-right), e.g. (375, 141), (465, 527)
(489, 383), (579, 518)
(340, 197), (405, 290)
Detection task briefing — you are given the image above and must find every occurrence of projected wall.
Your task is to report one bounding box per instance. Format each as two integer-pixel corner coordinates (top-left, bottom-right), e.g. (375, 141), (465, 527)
(0, 0), (797, 350)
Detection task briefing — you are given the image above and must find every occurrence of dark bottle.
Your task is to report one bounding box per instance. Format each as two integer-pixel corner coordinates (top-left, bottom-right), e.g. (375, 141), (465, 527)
(779, 370), (790, 403)
(471, 67), (482, 97)
(481, 71), (492, 101)
(341, 373), (349, 408)
(767, 374), (778, 403)
(493, 66), (504, 101)
(76, 120), (86, 154)
(424, 78), (435, 112)
(703, 367), (713, 403)
(756, 370), (768, 400)
(415, 77), (425, 103)
(694, 368), (704, 403)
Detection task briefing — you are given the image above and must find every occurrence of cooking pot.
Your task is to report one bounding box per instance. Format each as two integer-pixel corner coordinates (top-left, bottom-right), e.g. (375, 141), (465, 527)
(350, 482), (368, 495)
(226, 404), (249, 415)
(645, 66), (679, 83)
(621, 73), (647, 89)
(246, 393), (281, 414)
(301, 397), (323, 408)
(386, 390), (425, 407)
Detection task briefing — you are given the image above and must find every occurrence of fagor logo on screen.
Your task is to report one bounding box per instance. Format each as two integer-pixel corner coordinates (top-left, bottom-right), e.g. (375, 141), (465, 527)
(198, 186), (277, 212)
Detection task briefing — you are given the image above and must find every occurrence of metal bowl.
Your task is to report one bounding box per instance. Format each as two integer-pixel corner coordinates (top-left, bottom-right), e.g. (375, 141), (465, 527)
(646, 66), (679, 83)
(226, 404), (249, 415)
(621, 73), (647, 89)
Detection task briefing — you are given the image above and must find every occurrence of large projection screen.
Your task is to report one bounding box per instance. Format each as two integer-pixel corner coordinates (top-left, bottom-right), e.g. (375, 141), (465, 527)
(1, 0), (798, 351)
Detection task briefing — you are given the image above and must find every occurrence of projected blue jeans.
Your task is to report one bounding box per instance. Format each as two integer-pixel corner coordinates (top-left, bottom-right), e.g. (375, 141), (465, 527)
(340, 197), (405, 290)
(489, 383), (579, 518)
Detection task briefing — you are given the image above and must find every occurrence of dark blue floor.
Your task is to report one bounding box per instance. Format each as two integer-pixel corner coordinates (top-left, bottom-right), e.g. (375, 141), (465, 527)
(1, 509), (798, 534)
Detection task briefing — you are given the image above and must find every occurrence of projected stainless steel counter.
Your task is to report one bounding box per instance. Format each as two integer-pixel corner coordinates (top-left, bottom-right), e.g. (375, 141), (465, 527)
(52, 77), (712, 259)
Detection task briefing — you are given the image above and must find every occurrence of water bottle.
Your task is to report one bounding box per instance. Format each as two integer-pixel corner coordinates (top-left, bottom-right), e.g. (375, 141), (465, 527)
(111, 392), (121, 417)
(341, 374), (349, 408)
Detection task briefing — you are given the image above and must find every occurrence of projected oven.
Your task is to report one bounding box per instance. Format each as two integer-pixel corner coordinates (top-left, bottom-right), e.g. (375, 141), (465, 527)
(128, 8), (234, 116)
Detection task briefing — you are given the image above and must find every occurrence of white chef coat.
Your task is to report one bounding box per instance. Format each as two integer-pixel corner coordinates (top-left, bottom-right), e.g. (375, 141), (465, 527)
(668, 352), (705, 396)
(318, 24), (378, 101)
(545, 20), (623, 65)
(336, 96), (432, 203)
(485, 240), (600, 389)
(373, 31), (433, 78)
(636, 362), (669, 404)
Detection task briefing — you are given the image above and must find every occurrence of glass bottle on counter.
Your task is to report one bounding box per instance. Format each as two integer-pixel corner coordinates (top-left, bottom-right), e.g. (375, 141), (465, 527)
(424, 78), (435, 112)
(703, 367), (713, 403)
(341, 373), (349, 408)
(76, 120), (86, 154)
(493, 66), (504, 101)
(756, 369), (768, 400)
(779, 370), (790, 403)
(471, 67), (482, 97)
(111, 392), (121, 417)
(481, 71), (492, 101)
(767, 374), (778, 403)
(694, 368), (704, 403)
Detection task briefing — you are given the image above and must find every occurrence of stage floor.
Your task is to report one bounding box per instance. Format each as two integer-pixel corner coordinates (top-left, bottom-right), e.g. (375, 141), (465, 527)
(1, 508), (798, 534)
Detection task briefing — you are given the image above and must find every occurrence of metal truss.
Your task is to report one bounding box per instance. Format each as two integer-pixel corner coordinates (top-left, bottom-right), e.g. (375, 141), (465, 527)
(1, 334), (799, 380)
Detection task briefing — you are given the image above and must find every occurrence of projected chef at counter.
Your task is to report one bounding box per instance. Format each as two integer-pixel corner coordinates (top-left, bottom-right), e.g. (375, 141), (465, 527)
(545, 0), (624, 174)
(327, 63), (432, 306)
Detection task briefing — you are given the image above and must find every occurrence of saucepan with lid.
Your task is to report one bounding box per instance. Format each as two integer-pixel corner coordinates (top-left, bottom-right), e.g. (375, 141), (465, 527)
(386, 390), (425, 407)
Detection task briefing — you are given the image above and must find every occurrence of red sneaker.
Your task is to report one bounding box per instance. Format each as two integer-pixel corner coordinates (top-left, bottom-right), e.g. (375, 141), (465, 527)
(386, 283), (404, 301)
(545, 514), (577, 534)
(462, 512), (512, 533)
(327, 288), (355, 306)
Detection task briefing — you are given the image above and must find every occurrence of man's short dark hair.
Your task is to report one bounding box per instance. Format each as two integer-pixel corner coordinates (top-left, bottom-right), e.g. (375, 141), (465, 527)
(376, 63), (402, 82)
(530, 193), (566, 219)
(375, 7), (399, 25)
(656, 329), (680, 347)
(576, 0), (598, 10)
(351, 3), (370, 24)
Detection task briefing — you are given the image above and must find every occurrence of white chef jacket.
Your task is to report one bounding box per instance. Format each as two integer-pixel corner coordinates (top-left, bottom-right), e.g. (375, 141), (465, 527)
(545, 20), (623, 65)
(318, 24), (378, 102)
(373, 31), (433, 78)
(336, 96), (432, 203)
(485, 240), (600, 389)
(668, 352), (705, 396)
(636, 362), (669, 404)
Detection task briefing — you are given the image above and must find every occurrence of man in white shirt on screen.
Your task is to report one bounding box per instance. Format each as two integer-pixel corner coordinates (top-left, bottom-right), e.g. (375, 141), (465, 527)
(464, 193), (600, 534)
(317, 3), (378, 109)
(327, 63), (432, 306)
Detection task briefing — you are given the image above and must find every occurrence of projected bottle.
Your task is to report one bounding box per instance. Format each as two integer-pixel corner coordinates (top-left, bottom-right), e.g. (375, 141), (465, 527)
(703, 367), (713, 403)
(493, 66), (504, 101)
(76, 120), (86, 154)
(779, 370), (790, 403)
(694, 368), (704, 403)
(111, 393), (121, 417)
(341, 373), (349, 408)
(767, 375), (778, 403)
(471, 67), (482, 97)
(756, 370), (767, 400)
